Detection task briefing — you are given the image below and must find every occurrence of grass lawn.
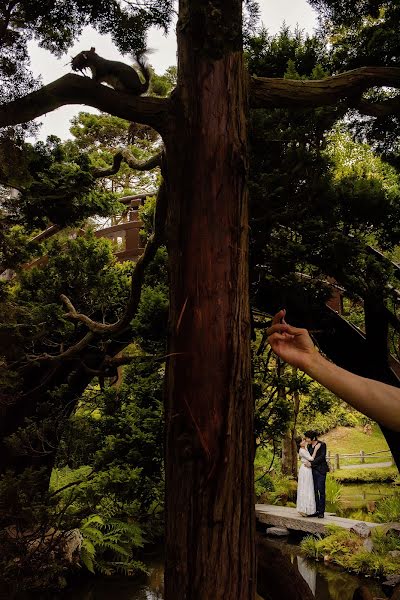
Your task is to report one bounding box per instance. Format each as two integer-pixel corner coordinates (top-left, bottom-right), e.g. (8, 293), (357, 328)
(320, 425), (391, 467)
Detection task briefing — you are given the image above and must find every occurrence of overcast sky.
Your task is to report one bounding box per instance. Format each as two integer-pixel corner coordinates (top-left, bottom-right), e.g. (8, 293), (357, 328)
(27, 0), (317, 141)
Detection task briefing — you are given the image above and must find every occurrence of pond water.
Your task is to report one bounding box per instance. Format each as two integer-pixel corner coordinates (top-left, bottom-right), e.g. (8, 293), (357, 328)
(7, 484), (395, 600)
(340, 482), (396, 509)
(22, 535), (384, 600)
(257, 534), (386, 600)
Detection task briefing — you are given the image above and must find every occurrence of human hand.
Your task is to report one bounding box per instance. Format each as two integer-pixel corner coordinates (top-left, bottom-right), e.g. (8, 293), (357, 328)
(266, 309), (318, 372)
(305, 461), (311, 468)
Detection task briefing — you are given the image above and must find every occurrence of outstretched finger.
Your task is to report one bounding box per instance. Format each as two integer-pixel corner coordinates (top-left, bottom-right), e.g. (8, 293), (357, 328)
(271, 309), (286, 326)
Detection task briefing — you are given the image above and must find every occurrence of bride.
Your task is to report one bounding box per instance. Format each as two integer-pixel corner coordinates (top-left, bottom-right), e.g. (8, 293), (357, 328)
(297, 438), (321, 516)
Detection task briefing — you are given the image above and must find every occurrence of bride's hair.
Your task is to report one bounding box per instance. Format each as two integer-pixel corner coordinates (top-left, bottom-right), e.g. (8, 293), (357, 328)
(295, 436), (303, 451)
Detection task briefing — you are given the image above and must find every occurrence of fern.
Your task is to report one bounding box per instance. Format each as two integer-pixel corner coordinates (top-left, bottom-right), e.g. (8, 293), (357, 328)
(79, 513), (145, 576)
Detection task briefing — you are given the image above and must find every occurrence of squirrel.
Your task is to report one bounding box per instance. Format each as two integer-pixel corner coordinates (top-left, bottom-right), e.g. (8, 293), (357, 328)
(71, 47), (150, 95)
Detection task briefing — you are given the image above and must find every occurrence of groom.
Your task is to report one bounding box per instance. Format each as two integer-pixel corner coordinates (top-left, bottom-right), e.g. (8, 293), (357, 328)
(304, 430), (330, 518)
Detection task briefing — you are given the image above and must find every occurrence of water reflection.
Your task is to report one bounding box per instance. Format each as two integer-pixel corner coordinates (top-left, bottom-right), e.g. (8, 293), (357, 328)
(261, 536), (386, 600)
(297, 556), (316, 596)
(16, 538), (387, 600)
(59, 570), (163, 600)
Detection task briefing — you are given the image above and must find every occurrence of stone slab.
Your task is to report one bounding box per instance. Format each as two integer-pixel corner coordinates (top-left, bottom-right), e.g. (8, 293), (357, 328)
(255, 504), (381, 536)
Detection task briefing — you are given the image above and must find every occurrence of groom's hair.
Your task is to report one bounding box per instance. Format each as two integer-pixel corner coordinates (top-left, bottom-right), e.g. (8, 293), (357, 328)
(304, 430), (318, 440)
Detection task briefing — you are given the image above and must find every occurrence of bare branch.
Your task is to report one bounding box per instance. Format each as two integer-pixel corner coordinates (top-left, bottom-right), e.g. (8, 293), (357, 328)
(93, 148), (162, 178)
(60, 175), (167, 335)
(0, 74), (170, 133)
(250, 67), (400, 112)
(28, 332), (95, 363)
(30, 225), (61, 243)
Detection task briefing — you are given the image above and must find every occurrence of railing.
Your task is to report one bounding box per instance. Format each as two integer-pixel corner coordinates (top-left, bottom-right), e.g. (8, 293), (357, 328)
(327, 449), (393, 470)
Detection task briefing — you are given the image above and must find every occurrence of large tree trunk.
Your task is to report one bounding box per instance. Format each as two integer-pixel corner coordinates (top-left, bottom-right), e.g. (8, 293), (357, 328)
(163, 1), (255, 598)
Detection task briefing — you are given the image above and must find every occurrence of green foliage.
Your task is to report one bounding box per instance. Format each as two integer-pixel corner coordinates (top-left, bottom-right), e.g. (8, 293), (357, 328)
(254, 473), (274, 499)
(322, 424), (390, 463)
(347, 551), (395, 577)
(19, 232), (132, 317)
(246, 27), (400, 388)
(56, 357), (165, 527)
(0, 225), (39, 271)
(374, 493), (400, 523)
(255, 469), (296, 504)
(68, 112), (161, 195)
(79, 513), (146, 576)
(297, 387), (363, 435)
(324, 127), (400, 248)
(149, 66), (177, 97)
(325, 475), (343, 512)
(130, 285), (168, 353)
(300, 534), (322, 560)
(333, 467), (398, 484)
(3, 137), (122, 230)
(0, 0), (173, 106)
(70, 113), (131, 150)
(372, 527), (400, 553)
(301, 520), (400, 577)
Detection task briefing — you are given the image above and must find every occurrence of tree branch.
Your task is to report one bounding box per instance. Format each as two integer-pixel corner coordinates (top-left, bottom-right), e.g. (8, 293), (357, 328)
(0, 74), (170, 133)
(93, 148), (162, 178)
(30, 224), (61, 243)
(357, 96), (400, 118)
(61, 174), (167, 335)
(250, 67), (400, 112)
(27, 332), (95, 363)
(3, 68), (399, 133)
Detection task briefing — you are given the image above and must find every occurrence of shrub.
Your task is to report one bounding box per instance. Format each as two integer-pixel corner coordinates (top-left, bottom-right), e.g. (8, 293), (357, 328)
(301, 534), (322, 560)
(332, 466), (397, 484)
(300, 523), (400, 577)
(374, 492), (400, 523)
(347, 551), (391, 577)
(255, 473), (274, 499)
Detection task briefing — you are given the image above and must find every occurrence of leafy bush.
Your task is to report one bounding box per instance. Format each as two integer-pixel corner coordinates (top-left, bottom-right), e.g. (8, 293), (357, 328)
(255, 473), (274, 499)
(297, 388), (364, 435)
(301, 523), (400, 577)
(300, 534), (322, 560)
(371, 528), (400, 554)
(346, 508), (375, 522)
(332, 467), (397, 484)
(346, 551), (393, 577)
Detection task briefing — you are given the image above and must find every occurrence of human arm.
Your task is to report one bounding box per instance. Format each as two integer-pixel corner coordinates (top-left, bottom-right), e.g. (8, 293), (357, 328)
(310, 442), (326, 468)
(311, 443), (321, 459)
(299, 448), (312, 467)
(267, 310), (400, 432)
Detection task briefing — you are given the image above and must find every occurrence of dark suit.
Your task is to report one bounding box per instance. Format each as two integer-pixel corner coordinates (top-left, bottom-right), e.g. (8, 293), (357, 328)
(308, 441), (329, 515)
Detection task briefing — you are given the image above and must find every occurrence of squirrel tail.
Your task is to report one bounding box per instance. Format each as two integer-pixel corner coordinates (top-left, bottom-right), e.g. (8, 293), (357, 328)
(135, 52), (151, 94)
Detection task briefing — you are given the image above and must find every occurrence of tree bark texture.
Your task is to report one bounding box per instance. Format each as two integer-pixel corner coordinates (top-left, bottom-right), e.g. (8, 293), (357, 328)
(163, 2), (255, 598)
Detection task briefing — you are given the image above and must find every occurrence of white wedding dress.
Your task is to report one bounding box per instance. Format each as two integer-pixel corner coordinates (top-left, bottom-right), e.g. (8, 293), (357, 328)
(296, 448), (316, 515)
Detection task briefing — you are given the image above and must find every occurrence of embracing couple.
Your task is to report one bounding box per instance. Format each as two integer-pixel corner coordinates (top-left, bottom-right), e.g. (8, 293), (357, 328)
(296, 430), (330, 518)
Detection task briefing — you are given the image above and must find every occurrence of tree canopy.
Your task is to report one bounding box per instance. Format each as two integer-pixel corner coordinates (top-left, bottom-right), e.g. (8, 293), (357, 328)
(2, 1), (400, 598)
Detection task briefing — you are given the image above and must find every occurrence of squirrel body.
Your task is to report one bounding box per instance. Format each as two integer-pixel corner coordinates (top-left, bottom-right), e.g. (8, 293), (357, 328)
(71, 47), (150, 95)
